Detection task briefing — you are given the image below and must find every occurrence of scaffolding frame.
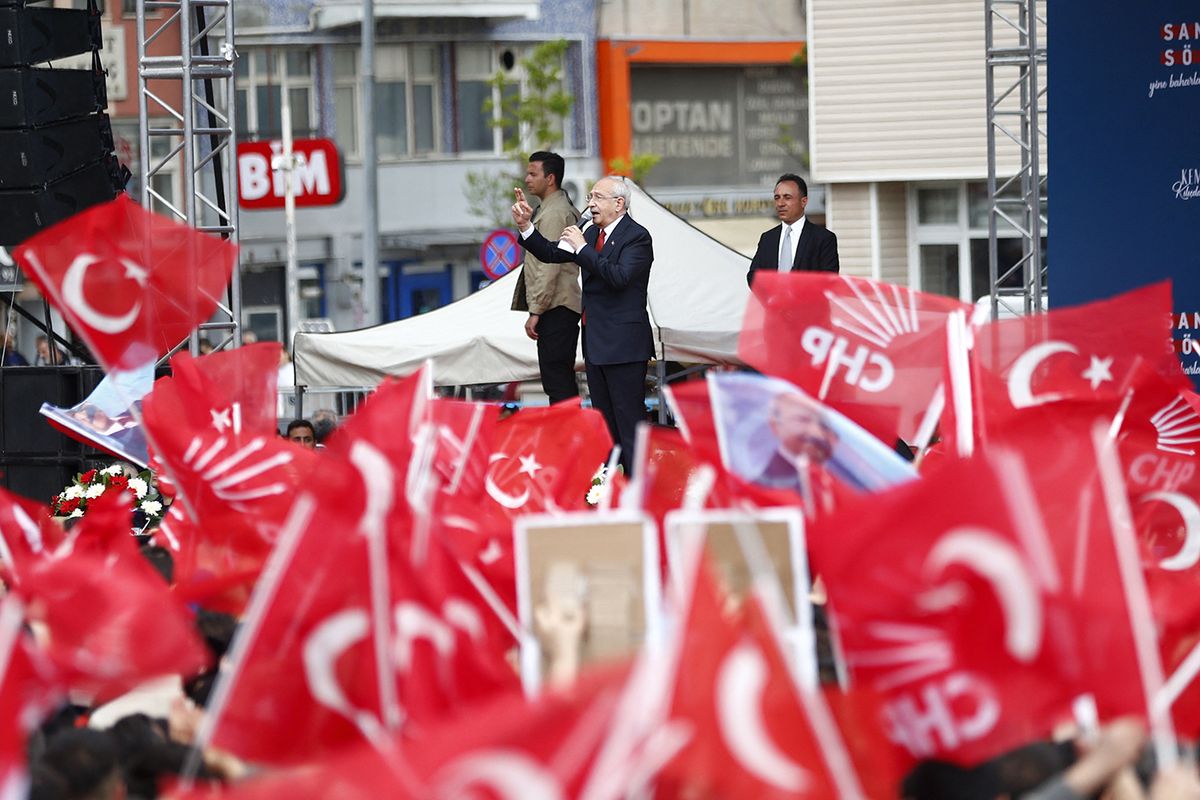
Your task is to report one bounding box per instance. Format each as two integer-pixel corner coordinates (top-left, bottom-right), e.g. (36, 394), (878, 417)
(137, 0), (241, 352)
(985, 0), (1047, 317)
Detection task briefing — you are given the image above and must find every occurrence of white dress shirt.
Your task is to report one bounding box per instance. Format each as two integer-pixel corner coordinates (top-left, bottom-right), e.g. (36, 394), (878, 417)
(778, 216), (807, 271)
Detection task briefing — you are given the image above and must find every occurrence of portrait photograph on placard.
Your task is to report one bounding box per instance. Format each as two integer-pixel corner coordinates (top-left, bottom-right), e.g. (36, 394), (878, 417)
(663, 507), (818, 688)
(513, 512), (661, 694)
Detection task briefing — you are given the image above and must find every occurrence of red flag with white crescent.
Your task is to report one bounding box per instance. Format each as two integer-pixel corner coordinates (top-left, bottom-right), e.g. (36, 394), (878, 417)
(13, 195), (237, 372)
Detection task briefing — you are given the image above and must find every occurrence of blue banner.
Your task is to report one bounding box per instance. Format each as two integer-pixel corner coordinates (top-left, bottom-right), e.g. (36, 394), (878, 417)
(1047, 3), (1200, 382)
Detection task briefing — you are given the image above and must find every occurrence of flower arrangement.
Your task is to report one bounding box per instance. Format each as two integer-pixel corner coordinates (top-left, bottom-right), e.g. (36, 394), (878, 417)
(585, 465), (609, 507)
(52, 464), (167, 529)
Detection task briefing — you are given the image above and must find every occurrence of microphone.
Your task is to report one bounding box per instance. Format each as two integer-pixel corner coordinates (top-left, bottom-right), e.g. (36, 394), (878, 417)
(558, 208), (594, 253)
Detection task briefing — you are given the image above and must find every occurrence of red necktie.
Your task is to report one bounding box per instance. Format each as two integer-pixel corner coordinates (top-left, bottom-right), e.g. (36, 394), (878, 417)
(583, 229), (605, 326)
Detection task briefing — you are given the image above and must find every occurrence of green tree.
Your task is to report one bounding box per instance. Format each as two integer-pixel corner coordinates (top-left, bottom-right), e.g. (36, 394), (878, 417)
(608, 153), (662, 185)
(464, 40), (575, 227)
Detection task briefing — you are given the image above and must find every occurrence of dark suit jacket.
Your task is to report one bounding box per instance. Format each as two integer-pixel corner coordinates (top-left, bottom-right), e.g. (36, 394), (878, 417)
(747, 219), (840, 287)
(518, 214), (655, 366)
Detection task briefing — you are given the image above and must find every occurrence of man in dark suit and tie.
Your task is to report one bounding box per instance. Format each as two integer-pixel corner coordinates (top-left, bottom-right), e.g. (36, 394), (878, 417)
(747, 173), (839, 287)
(512, 176), (653, 475)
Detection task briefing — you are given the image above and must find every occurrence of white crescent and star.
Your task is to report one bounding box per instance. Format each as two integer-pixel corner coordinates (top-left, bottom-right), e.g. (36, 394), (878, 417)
(922, 527), (1043, 662)
(485, 454), (531, 509)
(715, 641), (812, 792)
(1139, 491), (1200, 572)
(1007, 342), (1115, 408)
(61, 254), (148, 335)
(434, 749), (565, 800)
(484, 452), (542, 509)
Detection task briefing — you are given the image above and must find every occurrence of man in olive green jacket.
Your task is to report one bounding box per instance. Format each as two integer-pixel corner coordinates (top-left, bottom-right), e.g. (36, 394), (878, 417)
(511, 151), (582, 403)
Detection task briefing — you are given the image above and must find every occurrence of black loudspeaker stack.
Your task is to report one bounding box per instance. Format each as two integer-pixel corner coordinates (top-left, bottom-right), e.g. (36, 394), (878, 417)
(0, 0), (130, 246)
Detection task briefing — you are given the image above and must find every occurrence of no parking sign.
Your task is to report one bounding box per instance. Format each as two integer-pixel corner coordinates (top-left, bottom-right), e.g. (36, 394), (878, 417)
(480, 229), (521, 280)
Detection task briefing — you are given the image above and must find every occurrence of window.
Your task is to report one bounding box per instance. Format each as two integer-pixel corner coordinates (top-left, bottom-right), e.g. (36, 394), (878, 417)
(910, 181), (1046, 302)
(333, 44), (440, 160)
(454, 43), (568, 155)
(70, 0), (105, 14)
(235, 49), (315, 141)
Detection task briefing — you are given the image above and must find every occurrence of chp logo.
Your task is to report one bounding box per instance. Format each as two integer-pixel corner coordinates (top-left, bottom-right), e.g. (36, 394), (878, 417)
(1172, 167), (1200, 201)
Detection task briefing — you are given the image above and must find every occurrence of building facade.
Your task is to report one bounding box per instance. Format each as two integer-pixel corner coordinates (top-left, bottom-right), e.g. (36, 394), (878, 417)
(808, 0), (1045, 302)
(231, 0), (601, 342)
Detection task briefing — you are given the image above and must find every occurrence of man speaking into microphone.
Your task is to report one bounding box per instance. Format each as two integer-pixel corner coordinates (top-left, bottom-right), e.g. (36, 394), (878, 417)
(512, 176), (654, 476)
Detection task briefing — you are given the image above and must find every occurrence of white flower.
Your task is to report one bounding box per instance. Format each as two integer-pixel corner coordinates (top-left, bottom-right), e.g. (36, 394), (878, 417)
(67, 508), (84, 519)
(127, 477), (149, 499)
(84, 483), (106, 499)
(586, 484), (603, 506)
(63, 485), (85, 500)
(139, 500), (163, 517)
(101, 465), (123, 476)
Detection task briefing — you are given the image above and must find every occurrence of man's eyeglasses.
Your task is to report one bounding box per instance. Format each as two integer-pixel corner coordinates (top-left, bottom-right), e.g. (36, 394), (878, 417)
(586, 192), (618, 202)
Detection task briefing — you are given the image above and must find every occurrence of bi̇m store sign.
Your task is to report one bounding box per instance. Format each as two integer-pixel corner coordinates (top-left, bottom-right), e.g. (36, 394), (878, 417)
(237, 138), (345, 210)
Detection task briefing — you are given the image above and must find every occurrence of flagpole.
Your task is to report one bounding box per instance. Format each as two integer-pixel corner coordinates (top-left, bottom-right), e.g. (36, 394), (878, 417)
(1092, 423), (1179, 770)
(183, 493), (317, 782)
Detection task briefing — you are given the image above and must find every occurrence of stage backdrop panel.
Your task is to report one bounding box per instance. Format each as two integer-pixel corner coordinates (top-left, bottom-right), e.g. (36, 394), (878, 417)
(1047, 1), (1200, 383)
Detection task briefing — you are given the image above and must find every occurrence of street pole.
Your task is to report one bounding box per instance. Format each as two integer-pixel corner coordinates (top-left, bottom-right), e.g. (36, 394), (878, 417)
(360, 0), (380, 326)
(276, 66), (301, 352)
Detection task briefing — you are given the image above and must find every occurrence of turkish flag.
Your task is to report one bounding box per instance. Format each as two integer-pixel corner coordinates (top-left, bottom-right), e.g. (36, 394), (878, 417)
(16, 508), (209, 703)
(427, 398), (501, 503)
(0, 601), (63, 797)
(434, 400), (615, 613)
(175, 666), (633, 800)
(208, 462), (399, 765)
(0, 487), (64, 587)
(812, 453), (1079, 765)
(321, 368), (432, 481)
(979, 402), (1168, 723)
(482, 400), (614, 515)
(153, 504), (274, 615)
(387, 535), (519, 727)
(740, 272), (971, 443)
(13, 195), (237, 371)
(661, 560), (856, 798)
(946, 282), (1184, 453)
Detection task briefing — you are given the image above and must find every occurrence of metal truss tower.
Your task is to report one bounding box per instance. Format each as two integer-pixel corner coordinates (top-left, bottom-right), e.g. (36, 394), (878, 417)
(136, 0), (241, 350)
(985, 0), (1047, 317)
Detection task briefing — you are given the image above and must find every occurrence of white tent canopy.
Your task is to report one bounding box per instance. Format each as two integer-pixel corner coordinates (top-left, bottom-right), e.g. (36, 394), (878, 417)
(293, 182), (753, 388)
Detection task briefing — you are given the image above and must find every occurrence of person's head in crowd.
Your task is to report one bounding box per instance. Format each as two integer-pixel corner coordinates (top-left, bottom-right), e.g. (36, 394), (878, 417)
(28, 764), (69, 800)
(35, 335), (54, 364)
(109, 713), (220, 797)
(769, 390), (837, 464)
(311, 409), (339, 445)
(240, 330), (258, 345)
(285, 419), (316, 449)
(183, 610), (237, 708)
(525, 150), (564, 201)
(37, 728), (124, 800)
(197, 338), (214, 356)
(138, 544), (174, 585)
(773, 172), (809, 225)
